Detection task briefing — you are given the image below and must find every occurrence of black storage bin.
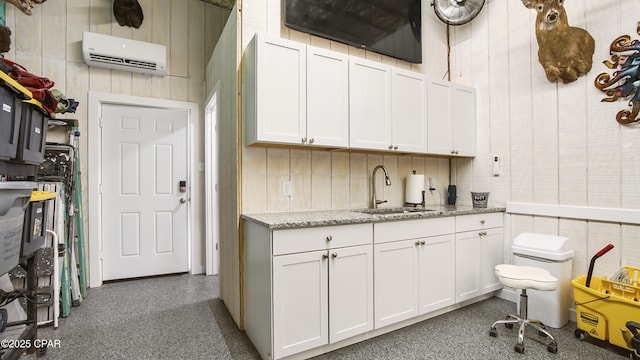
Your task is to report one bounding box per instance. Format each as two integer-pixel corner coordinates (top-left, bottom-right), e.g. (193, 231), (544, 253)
(0, 73), (30, 161)
(14, 99), (49, 165)
(20, 192), (49, 257)
(0, 181), (36, 276)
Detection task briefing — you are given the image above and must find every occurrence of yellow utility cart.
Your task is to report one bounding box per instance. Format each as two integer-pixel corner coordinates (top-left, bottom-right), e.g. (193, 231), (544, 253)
(572, 244), (640, 359)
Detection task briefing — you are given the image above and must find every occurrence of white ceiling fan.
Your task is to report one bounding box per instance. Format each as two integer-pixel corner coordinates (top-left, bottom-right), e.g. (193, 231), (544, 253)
(432, 0), (486, 26)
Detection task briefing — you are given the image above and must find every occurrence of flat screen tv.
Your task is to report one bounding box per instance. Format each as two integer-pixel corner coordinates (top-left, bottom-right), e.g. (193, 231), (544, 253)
(284, 0), (422, 64)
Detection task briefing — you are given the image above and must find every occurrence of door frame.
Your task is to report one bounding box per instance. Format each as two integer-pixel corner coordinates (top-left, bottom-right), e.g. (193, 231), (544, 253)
(88, 92), (202, 287)
(205, 82), (219, 275)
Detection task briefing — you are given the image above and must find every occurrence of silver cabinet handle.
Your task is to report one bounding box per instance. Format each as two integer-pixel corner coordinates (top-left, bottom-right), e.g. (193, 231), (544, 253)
(480, 219), (486, 224)
(180, 197), (187, 204)
(326, 235), (332, 242)
(420, 240), (426, 245)
(389, 145), (394, 150)
(309, 138), (315, 144)
(415, 241), (420, 246)
(332, 252), (338, 258)
(301, 137), (307, 143)
(322, 253), (329, 259)
(393, 145), (398, 150)
(479, 231), (487, 236)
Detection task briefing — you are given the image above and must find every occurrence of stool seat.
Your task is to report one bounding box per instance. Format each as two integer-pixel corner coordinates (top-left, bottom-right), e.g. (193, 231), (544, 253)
(495, 264), (558, 291)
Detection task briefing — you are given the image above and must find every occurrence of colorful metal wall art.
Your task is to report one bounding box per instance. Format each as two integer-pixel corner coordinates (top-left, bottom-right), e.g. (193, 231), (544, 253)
(595, 23), (640, 125)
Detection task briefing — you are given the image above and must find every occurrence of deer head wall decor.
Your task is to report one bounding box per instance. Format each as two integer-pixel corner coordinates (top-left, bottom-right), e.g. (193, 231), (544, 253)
(522, 0), (595, 83)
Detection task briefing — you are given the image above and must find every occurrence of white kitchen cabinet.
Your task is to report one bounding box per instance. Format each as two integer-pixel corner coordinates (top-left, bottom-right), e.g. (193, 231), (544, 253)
(374, 239), (420, 328)
(244, 34), (307, 145)
(244, 222), (373, 360)
(455, 213), (504, 303)
(451, 84), (477, 156)
(272, 244), (373, 357)
(426, 79), (476, 157)
(306, 46), (349, 147)
(328, 244), (373, 343)
(273, 250), (328, 358)
(349, 57), (392, 151)
(374, 217), (455, 328)
(391, 68), (427, 153)
(419, 234), (456, 313)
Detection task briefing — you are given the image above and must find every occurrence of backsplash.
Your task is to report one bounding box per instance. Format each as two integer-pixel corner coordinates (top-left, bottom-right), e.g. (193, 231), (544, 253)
(241, 145), (456, 214)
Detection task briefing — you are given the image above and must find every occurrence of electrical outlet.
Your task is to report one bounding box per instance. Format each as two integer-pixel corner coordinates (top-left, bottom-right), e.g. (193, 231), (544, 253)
(282, 181), (292, 197)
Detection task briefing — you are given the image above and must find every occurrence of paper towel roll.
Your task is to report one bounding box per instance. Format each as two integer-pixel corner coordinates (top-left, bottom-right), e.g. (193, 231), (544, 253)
(405, 174), (425, 204)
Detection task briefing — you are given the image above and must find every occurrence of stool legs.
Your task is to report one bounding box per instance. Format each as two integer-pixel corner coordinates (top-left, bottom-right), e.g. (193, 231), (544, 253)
(489, 290), (558, 354)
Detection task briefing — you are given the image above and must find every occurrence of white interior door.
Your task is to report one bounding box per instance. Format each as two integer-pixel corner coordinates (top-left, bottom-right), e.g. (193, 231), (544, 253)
(101, 104), (189, 281)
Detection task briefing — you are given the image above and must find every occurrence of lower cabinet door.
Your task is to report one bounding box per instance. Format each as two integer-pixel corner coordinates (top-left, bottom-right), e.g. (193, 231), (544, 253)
(273, 251), (328, 358)
(329, 245), (374, 343)
(419, 234), (455, 314)
(374, 239), (420, 329)
(481, 228), (504, 294)
(455, 231), (482, 302)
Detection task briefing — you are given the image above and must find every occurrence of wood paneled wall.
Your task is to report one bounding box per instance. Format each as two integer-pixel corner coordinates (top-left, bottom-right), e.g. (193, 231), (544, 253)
(447, 0), (640, 279)
(206, 5), (239, 326)
(5, 0), (230, 280)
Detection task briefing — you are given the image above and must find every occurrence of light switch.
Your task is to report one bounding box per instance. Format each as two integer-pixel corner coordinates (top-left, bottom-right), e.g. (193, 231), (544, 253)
(282, 181), (292, 197)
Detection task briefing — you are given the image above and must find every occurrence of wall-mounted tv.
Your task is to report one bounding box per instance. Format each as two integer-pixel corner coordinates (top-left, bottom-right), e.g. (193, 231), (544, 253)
(284, 0), (422, 64)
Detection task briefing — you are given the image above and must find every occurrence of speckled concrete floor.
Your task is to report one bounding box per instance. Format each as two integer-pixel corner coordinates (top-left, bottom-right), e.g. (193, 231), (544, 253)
(24, 274), (632, 360)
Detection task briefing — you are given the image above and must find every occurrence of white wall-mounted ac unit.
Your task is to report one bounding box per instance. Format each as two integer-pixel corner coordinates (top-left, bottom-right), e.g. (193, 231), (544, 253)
(82, 31), (167, 76)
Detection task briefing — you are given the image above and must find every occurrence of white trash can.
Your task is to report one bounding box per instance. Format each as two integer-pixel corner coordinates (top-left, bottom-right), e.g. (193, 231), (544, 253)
(512, 232), (575, 328)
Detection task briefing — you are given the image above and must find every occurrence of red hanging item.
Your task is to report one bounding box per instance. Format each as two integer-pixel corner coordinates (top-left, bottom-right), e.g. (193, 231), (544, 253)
(1, 58), (58, 114)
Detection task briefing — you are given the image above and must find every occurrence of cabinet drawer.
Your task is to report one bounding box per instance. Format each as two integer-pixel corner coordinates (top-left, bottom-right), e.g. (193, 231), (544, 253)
(273, 223), (372, 255)
(374, 217), (455, 244)
(455, 212), (503, 232)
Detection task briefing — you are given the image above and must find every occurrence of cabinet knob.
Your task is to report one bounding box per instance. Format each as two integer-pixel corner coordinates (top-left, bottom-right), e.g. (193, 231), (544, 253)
(332, 252), (338, 258)
(420, 240), (426, 245)
(301, 137), (307, 143)
(322, 253), (329, 259)
(480, 219), (485, 224)
(326, 235), (332, 241)
(389, 145), (394, 150)
(309, 138), (315, 144)
(393, 145), (398, 150)
(479, 231), (487, 236)
(415, 241), (420, 246)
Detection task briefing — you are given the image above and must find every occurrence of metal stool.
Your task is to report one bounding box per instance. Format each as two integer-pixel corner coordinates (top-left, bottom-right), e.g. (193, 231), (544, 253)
(489, 264), (559, 354)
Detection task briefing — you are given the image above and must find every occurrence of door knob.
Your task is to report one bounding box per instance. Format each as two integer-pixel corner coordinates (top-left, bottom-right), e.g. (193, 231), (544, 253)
(180, 197), (187, 204)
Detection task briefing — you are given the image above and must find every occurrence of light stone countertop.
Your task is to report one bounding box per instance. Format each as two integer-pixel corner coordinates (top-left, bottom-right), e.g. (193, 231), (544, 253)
(242, 205), (506, 230)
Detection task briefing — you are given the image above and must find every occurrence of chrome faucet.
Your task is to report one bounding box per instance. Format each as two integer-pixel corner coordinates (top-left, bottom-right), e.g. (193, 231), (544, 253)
(372, 165), (392, 208)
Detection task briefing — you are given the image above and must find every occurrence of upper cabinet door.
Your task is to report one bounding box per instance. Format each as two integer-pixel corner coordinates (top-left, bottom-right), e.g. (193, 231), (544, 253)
(391, 69), (427, 153)
(306, 46), (349, 148)
(349, 57), (392, 151)
(244, 34), (307, 145)
(426, 78), (452, 156)
(451, 84), (476, 157)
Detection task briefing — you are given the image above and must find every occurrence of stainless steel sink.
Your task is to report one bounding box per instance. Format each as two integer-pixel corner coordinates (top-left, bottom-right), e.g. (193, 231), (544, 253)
(355, 207), (435, 215)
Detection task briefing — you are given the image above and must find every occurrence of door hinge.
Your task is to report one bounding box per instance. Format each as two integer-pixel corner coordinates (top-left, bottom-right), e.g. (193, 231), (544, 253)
(215, 243), (218, 251)
(99, 183), (103, 194)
